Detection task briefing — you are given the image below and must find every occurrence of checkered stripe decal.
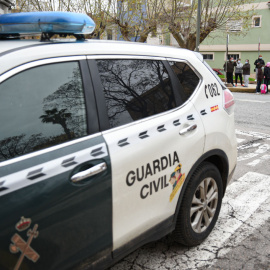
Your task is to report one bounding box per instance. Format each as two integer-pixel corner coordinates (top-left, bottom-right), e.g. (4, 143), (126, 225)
(117, 113), (198, 147)
(0, 181), (8, 192)
(0, 143), (108, 196)
(200, 109), (207, 115)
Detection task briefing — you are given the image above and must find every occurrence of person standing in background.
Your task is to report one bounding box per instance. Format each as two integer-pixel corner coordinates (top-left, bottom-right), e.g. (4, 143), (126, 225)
(263, 62), (270, 93)
(256, 63), (264, 94)
(235, 58), (243, 86)
(242, 59), (250, 87)
(224, 57), (237, 87)
(254, 54), (265, 81)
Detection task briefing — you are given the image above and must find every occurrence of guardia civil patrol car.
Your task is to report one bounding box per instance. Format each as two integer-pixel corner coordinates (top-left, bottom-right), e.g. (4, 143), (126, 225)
(0, 11), (237, 270)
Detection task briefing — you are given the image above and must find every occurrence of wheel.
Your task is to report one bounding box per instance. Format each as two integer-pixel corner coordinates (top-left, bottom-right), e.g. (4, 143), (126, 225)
(173, 162), (223, 246)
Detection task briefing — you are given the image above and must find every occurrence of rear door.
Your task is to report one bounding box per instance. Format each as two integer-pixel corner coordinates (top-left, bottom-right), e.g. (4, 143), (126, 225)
(88, 56), (205, 252)
(0, 57), (112, 270)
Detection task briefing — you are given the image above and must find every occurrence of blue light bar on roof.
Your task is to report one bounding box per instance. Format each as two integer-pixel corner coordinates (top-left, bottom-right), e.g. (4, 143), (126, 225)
(0, 11), (96, 35)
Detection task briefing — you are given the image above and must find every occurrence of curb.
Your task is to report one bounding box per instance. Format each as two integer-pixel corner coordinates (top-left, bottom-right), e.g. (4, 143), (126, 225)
(228, 87), (256, 93)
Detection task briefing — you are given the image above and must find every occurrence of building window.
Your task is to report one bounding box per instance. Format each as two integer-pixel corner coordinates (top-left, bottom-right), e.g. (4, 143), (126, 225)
(202, 54), (214, 61)
(164, 33), (170, 45)
(177, 0), (193, 8)
(151, 29), (157, 37)
(227, 20), (242, 32)
(252, 16), (261, 27)
(107, 29), (113, 40)
(121, 0), (142, 12)
(226, 54), (240, 61)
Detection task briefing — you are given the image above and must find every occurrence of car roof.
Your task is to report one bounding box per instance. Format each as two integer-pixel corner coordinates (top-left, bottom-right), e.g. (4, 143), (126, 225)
(0, 39), (199, 75)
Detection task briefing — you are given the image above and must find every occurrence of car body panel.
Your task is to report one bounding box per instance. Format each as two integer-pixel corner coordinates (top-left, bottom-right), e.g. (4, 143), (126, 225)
(0, 135), (112, 270)
(190, 60), (237, 178)
(0, 40), (197, 75)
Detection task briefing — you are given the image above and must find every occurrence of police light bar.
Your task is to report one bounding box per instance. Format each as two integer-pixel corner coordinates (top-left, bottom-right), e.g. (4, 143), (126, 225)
(0, 12), (96, 35)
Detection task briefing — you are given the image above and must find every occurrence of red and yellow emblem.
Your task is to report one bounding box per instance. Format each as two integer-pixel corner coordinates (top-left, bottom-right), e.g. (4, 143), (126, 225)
(15, 216), (31, 232)
(211, 105), (219, 112)
(10, 217), (40, 270)
(169, 163), (186, 202)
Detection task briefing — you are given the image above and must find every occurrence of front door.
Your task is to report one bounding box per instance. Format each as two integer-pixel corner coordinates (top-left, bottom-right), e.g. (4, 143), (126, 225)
(0, 59), (112, 270)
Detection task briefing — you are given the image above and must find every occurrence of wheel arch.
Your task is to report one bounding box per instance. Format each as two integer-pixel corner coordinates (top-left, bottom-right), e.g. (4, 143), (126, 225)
(173, 149), (229, 225)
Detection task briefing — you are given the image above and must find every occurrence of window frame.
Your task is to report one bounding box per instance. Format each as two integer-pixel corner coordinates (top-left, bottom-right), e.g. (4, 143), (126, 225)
(107, 29), (113, 40)
(225, 53), (241, 61)
(226, 19), (242, 32)
(202, 53), (214, 61)
(252, 15), (262, 28)
(0, 56), (100, 164)
(87, 55), (195, 131)
(166, 57), (203, 104)
(87, 55), (202, 132)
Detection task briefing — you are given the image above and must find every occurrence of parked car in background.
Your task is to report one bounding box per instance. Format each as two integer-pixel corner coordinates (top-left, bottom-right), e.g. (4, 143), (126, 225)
(212, 68), (224, 75)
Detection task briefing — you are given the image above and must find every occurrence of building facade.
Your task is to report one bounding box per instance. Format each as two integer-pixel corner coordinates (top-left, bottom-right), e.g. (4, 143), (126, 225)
(0, 0), (13, 14)
(200, 0), (270, 73)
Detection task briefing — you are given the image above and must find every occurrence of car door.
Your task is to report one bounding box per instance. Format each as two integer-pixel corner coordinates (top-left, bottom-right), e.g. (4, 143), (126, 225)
(88, 56), (205, 252)
(0, 57), (112, 270)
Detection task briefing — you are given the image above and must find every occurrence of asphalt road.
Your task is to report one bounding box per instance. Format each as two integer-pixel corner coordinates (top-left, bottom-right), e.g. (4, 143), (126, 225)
(110, 92), (270, 270)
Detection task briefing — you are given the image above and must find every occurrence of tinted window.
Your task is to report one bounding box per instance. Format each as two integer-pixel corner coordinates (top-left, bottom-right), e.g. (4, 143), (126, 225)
(0, 62), (87, 162)
(96, 59), (176, 128)
(203, 54), (213, 60)
(169, 61), (200, 102)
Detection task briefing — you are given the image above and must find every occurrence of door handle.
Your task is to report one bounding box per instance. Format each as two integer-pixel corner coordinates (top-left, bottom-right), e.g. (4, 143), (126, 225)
(179, 124), (197, 135)
(71, 162), (107, 183)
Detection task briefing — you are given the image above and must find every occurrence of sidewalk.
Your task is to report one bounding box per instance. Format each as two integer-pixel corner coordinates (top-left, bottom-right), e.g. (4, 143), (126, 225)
(227, 84), (257, 93)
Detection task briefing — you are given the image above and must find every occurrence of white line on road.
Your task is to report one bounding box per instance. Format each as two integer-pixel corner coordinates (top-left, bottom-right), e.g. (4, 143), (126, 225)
(236, 129), (270, 139)
(247, 154), (270, 167)
(235, 99), (270, 103)
(237, 144), (269, 161)
(237, 138), (245, 143)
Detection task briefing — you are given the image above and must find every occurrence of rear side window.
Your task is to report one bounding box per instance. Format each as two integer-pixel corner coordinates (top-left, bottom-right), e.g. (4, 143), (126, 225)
(0, 62), (87, 162)
(169, 61), (200, 102)
(96, 59), (176, 128)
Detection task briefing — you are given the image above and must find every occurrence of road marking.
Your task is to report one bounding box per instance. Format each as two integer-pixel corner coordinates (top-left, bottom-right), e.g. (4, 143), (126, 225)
(247, 154), (270, 166)
(236, 129), (270, 139)
(235, 98), (270, 103)
(237, 142), (260, 150)
(237, 144), (269, 161)
(175, 172), (270, 269)
(236, 129), (270, 165)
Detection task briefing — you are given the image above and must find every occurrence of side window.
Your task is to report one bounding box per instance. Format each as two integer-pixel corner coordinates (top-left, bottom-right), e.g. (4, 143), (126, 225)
(169, 61), (200, 102)
(0, 62), (87, 162)
(96, 59), (176, 128)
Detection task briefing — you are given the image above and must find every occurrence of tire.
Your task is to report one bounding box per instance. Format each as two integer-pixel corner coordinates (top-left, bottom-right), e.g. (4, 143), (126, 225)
(173, 162), (223, 246)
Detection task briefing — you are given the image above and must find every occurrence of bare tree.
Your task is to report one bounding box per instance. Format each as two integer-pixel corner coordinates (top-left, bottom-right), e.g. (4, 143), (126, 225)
(161, 0), (256, 50)
(0, 134), (44, 161)
(15, 0), (77, 12)
(13, 0), (256, 49)
(112, 0), (163, 42)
